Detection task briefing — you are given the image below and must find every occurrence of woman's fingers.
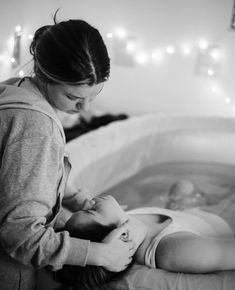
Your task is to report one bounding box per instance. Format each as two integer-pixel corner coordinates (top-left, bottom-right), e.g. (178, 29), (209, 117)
(103, 220), (130, 241)
(82, 198), (95, 210)
(101, 226), (136, 272)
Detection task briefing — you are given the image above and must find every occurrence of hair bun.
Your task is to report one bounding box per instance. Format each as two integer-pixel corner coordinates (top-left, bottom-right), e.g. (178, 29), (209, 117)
(29, 25), (51, 57)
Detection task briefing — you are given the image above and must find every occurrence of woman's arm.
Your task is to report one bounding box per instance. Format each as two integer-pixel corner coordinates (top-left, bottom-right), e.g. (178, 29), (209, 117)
(156, 232), (235, 273)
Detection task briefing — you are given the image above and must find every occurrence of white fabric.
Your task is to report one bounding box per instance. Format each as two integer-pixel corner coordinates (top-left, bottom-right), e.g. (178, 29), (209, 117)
(128, 207), (234, 268)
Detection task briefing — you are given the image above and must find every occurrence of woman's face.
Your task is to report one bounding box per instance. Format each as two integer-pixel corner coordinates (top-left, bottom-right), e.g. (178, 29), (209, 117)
(67, 195), (128, 230)
(46, 82), (104, 114)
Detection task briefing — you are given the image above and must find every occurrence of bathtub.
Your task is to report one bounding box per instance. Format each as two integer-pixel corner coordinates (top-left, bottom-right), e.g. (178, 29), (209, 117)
(66, 114), (235, 199)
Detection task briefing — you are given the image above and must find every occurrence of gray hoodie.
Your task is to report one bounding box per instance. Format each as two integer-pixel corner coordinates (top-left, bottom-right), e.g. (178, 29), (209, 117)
(0, 78), (90, 289)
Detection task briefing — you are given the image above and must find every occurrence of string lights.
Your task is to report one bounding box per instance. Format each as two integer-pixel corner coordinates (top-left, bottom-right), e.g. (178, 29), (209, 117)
(0, 24), (233, 113)
(106, 26), (234, 111)
(0, 25), (33, 78)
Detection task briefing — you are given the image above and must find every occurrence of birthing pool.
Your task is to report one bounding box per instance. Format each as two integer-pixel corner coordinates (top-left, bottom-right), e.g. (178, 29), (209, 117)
(66, 114), (235, 232)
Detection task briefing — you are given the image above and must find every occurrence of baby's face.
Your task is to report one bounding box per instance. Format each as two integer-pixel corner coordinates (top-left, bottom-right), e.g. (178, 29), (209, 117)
(66, 195), (128, 230)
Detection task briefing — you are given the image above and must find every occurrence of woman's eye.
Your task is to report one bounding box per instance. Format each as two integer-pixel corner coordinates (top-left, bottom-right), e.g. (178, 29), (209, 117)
(87, 207), (96, 213)
(66, 95), (77, 101)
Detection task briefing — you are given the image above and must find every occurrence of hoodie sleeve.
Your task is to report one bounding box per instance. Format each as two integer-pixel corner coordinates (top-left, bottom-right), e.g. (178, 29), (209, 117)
(0, 110), (90, 270)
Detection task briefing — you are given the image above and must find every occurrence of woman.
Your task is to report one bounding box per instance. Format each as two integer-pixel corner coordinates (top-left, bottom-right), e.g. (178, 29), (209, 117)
(0, 14), (135, 290)
(56, 194), (235, 289)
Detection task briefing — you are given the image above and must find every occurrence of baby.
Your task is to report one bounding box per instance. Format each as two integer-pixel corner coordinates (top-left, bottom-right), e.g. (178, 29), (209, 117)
(166, 179), (207, 210)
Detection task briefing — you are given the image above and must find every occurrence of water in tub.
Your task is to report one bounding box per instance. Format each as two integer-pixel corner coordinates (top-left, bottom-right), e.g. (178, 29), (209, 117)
(104, 161), (235, 232)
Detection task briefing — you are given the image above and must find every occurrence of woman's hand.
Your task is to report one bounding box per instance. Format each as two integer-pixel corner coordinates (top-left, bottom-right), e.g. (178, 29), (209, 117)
(74, 189), (95, 210)
(100, 221), (136, 272)
(87, 221), (136, 272)
(63, 186), (95, 212)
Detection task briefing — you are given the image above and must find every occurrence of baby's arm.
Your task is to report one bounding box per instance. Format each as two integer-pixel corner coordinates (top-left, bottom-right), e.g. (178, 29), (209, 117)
(156, 232), (235, 273)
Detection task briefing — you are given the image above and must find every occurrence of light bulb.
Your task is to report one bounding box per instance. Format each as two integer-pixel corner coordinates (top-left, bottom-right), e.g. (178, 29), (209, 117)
(15, 26), (22, 33)
(135, 52), (149, 64)
(152, 49), (164, 63)
(198, 39), (209, 50)
(15, 25), (22, 36)
(182, 45), (191, 55)
(126, 40), (136, 53)
(115, 28), (127, 39)
(106, 32), (113, 39)
(166, 46), (175, 54)
(10, 57), (16, 63)
(207, 69), (214, 76)
(18, 70), (25, 77)
(210, 48), (221, 61)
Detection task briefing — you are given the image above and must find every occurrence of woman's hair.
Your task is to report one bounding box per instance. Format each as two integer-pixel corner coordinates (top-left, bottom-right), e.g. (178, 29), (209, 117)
(54, 221), (130, 290)
(29, 11), (110, 85)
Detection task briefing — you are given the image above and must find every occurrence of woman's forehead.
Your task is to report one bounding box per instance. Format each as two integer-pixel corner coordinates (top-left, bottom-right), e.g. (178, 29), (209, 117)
(65, 82), (104, 98)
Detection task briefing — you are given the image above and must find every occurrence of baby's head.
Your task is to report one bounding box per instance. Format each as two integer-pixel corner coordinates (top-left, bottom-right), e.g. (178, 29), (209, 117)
(167, 179), (207, 210)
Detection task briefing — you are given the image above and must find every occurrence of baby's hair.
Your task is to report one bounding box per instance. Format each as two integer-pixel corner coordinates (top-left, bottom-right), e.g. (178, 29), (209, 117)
(55, 221), (131, 289)
(29, 10), (110, 86)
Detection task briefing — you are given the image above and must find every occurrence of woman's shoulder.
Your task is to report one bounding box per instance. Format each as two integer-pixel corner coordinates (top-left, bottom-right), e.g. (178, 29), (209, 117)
(0, 108), (63, 145)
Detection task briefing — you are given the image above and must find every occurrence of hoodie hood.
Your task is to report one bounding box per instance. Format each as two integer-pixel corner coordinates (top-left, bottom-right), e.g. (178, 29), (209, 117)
(0, 78), (65, 143)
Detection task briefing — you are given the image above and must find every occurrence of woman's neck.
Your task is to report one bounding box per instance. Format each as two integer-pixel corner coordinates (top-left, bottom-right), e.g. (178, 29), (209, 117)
(128, 213), (173, 265)
(31, 77), (48, 99)
(127, 215), (148, 251)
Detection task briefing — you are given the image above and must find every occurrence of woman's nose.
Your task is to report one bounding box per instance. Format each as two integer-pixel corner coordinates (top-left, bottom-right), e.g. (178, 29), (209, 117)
(77, 99), (90, 111)
(82, 199), (95, 210)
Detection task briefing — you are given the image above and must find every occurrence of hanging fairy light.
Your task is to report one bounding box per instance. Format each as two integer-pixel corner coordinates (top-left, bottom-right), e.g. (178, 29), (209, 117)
(181, 43), (191, 55)
(198, 39), (209, 50)
(106, 32), (113, 39)
(135, 51), (149, 64)
(151, 49), (164, 63)
(15, 26), (22, 35)
(210, 47), (222, 61)
(10, 57), (16, 63)
(115, 28), (127, 39)
(166, 46), (175, 54)
(126, 39), (137, 53)
(18, 70), (25, 77)
(28, 34), (34, 40)
(207, 69), (215, 76)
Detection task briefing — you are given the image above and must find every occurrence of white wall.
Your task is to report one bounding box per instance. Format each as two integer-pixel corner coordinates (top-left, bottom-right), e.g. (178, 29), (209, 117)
(0, 0), (235, 117)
